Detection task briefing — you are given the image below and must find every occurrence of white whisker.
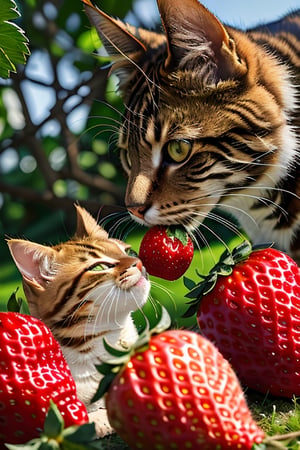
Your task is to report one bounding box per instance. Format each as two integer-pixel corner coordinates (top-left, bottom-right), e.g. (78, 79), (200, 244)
(182, 217), (218, 266)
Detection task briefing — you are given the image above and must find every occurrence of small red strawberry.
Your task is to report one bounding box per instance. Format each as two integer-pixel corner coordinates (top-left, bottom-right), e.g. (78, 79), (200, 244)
(184, 241), (300, 398)
(0, 312), (89, 445)
(97, 329), (265, 450)
(139, 226), (194, 280)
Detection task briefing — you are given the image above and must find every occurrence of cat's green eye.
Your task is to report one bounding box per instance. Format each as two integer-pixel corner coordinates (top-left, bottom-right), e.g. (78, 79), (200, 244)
(166, 139), (192, 163)
(90, 264), (109, 272)
(126, 248), (138, 257)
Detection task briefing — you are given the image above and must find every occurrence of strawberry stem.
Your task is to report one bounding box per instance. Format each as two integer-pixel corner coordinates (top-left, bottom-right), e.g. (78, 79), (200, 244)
(183, 240), (253, 317)
(166, 225), (190, 246)
(261, 430), (300, 449)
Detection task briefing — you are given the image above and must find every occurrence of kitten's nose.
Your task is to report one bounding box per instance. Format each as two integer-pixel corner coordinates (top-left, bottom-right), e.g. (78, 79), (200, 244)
(128, 205), (147, 220)
(134, 259), (143, 272)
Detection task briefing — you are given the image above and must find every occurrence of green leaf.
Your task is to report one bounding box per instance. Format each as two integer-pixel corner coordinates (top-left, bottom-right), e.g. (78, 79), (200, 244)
(216, 263), (233, 277)
(231, 240), (252, 261)
(63, 423), (96, 444)
(5, 441), (42, 450)
(102, 338), (131, 358)
(91, 371), (117, 403)
(182, 240), (253, 319)
(185, 272), (218, 299)
(7, 288), (22, 312)
(77, 28), (101, 53)
(5, 404), (97, 450)
(95, 361), (119, 376)
(181, 301), (199, 318)
(166, 226), (189, 246)
(38, 444), (59, 450)
(183, 276), (197, 290)
(6, 289), (29, 314)
(0, 0), (30, 78)
(5, 440), (58, 450)
(43, 401), (64, 439)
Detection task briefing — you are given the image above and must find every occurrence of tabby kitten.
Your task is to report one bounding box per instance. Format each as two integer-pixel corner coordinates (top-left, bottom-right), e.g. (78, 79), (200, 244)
(84, 0), (300, 262)
(7, 205), (150, 436)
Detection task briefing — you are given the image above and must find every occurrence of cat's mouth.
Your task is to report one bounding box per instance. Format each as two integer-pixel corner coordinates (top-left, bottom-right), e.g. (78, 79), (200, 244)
(118, 266), (149, 291)
(118, 272), (150, 311)
(128, 205), (200, 231)
(135, 274), (149, 288)
(128, 208), (149, 226)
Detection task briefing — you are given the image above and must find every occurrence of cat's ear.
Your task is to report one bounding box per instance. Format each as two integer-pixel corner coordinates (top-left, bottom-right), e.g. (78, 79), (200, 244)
(158, 0), (247, 81)
(83, 0), (146, 84)
(75, 205), (108, 240)
(7, 240), (56, 289)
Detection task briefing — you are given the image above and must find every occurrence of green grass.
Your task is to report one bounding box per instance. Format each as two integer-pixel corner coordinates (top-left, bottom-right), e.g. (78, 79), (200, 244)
(248, 393), (300, 448)
(92, 393), (300, 449)
(77, 394), (300, 449)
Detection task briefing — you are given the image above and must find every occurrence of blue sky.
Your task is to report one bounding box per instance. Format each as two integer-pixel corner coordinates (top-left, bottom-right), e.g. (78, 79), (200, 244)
(202, 0), (300, 28)
(135, 0), (299, 29)
(19, 0), (300, 130)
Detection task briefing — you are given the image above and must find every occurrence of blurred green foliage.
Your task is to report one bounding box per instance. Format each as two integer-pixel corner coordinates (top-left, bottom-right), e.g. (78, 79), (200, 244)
(0, 0), (144, 301)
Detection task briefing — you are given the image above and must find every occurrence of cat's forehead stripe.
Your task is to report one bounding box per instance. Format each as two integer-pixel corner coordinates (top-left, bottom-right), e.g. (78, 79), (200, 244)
(64, 240), (127, 257)
(152, 144), (162, 169)
(144, 117), (170, 169)
(145, 118), (161, 169)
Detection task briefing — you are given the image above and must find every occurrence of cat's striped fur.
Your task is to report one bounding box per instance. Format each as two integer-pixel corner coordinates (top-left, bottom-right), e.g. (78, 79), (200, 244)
(84, 0), (300, 262)
(7, 205), (150, 436)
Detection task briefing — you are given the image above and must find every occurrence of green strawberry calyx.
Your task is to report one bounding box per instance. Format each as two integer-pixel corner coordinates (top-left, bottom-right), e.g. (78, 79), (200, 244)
(92, 305), (172, 402)
(166, 225), (190, 246)
(183, 240), (262, 317)
(5, 401), (96, 450)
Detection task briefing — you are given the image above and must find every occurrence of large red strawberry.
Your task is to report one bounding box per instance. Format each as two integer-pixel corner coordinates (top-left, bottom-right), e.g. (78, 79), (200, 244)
(97, 329), (265, 450)
(139, 226), (194, 280)
(184, 241), (300, 398)
(0, 312), (89, 445)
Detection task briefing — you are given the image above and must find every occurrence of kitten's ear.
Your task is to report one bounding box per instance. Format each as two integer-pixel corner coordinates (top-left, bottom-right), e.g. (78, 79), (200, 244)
(158, 0), (247, 81)
(75, 205), (108, 240)
(83, 0), (146, 84)
(7, 240), (56, 289)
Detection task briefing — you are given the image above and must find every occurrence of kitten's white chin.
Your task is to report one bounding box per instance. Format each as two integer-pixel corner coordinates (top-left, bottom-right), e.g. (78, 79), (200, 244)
(128, 276), (151, 310)
(135, 273), (149, 288)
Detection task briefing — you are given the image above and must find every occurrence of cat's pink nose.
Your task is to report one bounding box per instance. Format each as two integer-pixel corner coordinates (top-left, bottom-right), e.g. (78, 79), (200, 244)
(128, 206), (146, 220)
(135, 260), (143, 272)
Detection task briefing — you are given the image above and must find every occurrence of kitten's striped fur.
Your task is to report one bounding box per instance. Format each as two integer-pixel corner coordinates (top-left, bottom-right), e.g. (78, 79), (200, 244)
(84, 0), (300, 262)
(8, 205), (150, 436)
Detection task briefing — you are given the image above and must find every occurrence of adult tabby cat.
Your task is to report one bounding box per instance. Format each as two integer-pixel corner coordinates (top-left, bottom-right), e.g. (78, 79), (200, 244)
(83, 0), (300, 262)
(7, 205), (150, 436)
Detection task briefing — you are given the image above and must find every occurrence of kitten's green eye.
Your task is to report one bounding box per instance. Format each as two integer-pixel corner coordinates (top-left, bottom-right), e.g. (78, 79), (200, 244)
(126, 248), (138, 257)
(90, 264), (109, 272)
(166, 139), (192, 163)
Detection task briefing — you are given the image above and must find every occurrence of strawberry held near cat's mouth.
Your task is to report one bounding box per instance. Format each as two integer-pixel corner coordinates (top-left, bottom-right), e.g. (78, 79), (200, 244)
(83, 0), (300, 264)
